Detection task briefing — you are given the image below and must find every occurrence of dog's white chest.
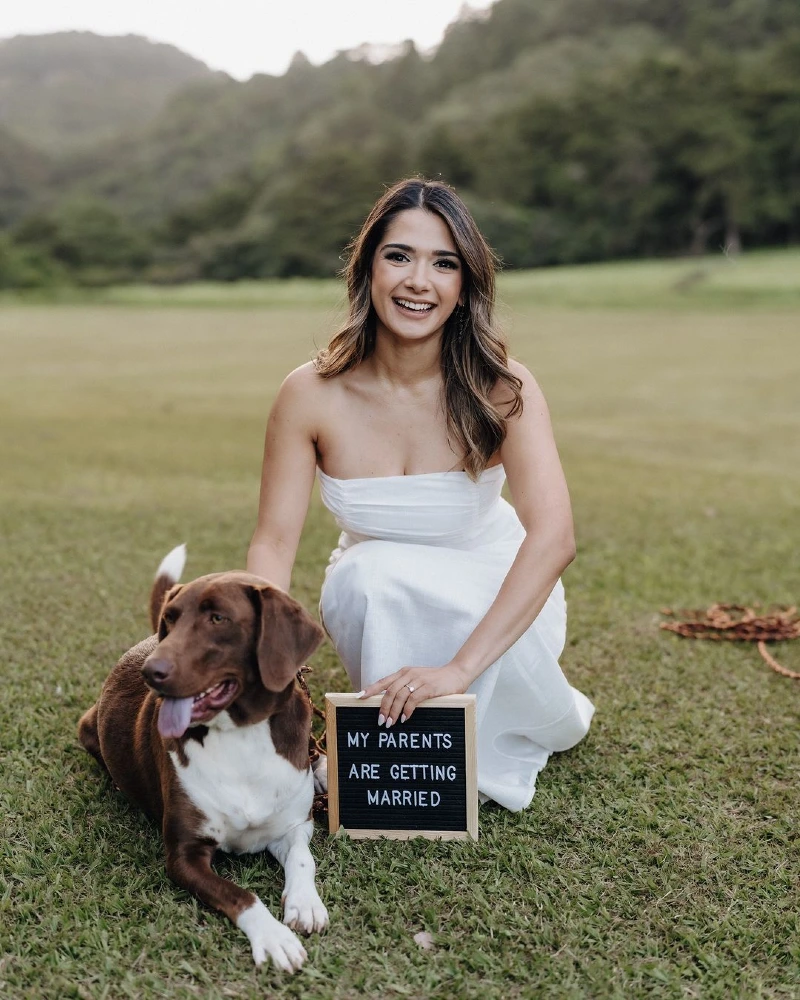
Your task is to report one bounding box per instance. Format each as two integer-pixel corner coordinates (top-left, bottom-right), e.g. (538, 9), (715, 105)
(170, 716), (312, 854)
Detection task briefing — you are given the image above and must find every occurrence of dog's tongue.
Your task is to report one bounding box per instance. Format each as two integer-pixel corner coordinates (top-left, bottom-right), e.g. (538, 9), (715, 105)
(158, 696), (194, 738)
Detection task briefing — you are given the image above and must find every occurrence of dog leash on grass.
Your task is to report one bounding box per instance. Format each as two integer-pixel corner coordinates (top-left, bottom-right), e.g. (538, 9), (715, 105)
(296, 667), (329, 819)
(660, 604), (800, 679)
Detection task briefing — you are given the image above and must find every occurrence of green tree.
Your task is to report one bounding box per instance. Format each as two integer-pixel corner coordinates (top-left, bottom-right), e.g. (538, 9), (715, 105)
(0, 233), (64, 288)
(14, 201), (151, 283)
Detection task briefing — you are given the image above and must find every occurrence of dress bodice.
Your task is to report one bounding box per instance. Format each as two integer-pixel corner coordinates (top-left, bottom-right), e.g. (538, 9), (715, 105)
(317, 464), (522, 551)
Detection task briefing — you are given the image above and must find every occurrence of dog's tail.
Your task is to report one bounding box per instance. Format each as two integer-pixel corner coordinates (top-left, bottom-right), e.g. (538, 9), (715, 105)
(150, 544), (186, 632)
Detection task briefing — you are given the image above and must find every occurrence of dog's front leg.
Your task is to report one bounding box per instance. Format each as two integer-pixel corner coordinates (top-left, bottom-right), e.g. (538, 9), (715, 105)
(165, 838), (308, 971)
(268, 820), (328, 935)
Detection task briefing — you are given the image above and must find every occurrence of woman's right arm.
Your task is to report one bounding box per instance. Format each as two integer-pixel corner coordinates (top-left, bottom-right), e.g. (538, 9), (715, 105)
(246, 365), (320, 591)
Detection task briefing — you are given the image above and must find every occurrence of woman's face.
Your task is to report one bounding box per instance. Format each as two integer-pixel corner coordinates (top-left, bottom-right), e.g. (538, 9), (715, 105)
(370, 208), (463, 344)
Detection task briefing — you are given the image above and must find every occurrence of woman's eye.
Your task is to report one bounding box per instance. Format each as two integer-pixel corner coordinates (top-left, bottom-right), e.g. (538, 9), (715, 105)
(385, 252), (408, 263)
(436, 259), (459, 270)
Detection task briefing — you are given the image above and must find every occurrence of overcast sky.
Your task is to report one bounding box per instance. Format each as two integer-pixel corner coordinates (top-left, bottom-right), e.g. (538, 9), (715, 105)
(1, 1), (496, 79)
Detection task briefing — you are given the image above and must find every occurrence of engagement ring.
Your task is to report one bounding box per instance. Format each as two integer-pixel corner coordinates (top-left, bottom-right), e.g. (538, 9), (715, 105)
(405, 683), (415, 693)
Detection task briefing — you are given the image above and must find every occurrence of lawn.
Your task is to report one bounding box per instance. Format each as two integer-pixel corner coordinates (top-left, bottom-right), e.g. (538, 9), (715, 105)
(1, 250), (798, 999)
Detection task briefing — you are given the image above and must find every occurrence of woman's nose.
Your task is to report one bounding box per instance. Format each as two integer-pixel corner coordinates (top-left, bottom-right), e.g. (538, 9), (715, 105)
(404, 262), (430, 291)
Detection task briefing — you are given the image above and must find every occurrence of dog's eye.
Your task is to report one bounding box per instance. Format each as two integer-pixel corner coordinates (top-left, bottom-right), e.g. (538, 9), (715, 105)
(209, 612), (227, 624)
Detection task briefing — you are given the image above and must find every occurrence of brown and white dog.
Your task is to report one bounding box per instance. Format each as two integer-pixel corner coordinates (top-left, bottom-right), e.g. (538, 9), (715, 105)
(78, 545), (328, 972)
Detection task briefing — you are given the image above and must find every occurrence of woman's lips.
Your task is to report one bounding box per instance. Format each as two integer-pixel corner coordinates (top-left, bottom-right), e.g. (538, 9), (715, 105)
(393, 297), (435, 316)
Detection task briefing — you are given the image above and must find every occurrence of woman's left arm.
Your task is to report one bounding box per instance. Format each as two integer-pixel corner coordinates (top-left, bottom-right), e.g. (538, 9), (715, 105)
(362, 362), (575, 724)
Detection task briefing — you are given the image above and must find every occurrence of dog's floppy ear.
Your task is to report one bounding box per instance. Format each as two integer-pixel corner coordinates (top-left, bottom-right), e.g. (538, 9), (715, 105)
(157, 584), (184, 640)
(255, 586), (325, 692)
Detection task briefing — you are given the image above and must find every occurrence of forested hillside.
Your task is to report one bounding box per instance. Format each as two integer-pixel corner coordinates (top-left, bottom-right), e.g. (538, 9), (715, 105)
(0, 127), (50, 226)
(2, 0), (799, 287)
(0, 32), (221, 153)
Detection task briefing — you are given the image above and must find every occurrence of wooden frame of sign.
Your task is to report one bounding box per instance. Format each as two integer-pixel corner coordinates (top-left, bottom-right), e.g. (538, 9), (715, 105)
(325, 693), (478, 840)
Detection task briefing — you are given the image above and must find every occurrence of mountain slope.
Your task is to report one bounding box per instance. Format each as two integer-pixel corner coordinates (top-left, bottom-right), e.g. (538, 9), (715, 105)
(2, 0), (798, 282)
(0, 32), (224, 152)
(45, 0), (800, 225)
(50, 53), (386, 221)
(0, 126), (50, 225)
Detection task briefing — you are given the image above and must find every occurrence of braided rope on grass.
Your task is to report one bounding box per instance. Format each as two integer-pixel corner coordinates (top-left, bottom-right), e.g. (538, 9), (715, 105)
(660, 604), (800, 680)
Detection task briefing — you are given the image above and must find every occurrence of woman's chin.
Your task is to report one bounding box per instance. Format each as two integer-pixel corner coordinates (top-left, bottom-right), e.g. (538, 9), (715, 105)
(376, 317), (446, 343)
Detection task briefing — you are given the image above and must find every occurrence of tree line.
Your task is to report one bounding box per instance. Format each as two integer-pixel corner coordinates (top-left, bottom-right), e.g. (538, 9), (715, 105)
(1, 0), (798, 288)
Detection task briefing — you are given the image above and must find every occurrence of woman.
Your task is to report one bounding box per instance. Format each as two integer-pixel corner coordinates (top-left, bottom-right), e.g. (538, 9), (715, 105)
(247, 178), (593, 811)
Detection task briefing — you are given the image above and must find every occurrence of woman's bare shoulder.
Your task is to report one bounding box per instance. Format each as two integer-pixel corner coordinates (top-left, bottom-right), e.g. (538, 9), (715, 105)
(280, 361), (324, 392)
(508, 358), (542, 390)
(490, 358), (545, 413)
(275, 361), (343, 408)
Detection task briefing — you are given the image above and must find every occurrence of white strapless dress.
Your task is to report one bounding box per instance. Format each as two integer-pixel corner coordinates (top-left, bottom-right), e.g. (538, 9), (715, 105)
(317, 464), (594, 812)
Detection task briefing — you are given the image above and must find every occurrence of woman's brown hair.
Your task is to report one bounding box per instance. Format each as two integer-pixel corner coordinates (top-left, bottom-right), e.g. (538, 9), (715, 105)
(314, 178), (523, 478)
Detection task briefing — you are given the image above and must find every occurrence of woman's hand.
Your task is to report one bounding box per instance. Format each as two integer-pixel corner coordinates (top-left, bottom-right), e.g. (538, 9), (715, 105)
(359, 662), (470, 726)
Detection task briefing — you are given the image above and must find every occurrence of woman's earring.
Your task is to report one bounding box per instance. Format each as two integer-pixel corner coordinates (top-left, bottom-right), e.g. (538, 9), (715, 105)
(458, 305), (469, 341)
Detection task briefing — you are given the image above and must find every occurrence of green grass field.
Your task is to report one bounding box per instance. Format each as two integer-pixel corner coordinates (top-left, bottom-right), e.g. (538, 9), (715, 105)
(2, 250), (799, 999)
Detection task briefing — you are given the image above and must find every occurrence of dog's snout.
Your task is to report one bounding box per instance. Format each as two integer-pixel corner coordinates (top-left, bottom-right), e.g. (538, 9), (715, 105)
(142, 657), (172, 687)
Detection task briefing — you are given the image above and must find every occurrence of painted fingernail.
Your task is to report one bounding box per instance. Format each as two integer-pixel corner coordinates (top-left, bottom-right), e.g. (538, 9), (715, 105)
(378, 714), (385, 726)
(356, 690), (366, 698)
(401, 714), (406, 724)
(386, 717), (393, 728)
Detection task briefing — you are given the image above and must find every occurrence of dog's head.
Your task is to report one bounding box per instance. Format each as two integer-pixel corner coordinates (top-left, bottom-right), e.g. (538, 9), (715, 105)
(141, 572), (324, 739)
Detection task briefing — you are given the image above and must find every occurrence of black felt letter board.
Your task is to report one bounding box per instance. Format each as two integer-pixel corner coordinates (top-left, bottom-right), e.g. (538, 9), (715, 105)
(325, 694), (478, 839)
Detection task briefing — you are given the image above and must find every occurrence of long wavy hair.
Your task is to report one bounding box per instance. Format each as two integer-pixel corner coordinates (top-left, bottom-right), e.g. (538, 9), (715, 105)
(314, 178), (523, 478)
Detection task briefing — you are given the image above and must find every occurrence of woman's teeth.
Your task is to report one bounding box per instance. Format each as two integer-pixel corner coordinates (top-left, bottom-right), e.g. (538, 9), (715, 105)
(395, 298), (434, 313)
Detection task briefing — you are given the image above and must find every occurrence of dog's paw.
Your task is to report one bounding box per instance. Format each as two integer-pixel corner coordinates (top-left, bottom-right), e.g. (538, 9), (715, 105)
(237, 898), (307, 972)
(312, 754), (328, 794)
(283, 889), (329, 935)
(253, 921), (308, 973)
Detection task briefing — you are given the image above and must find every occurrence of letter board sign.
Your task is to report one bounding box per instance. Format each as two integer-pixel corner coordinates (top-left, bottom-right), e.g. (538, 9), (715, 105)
(325, 693), (478, 840)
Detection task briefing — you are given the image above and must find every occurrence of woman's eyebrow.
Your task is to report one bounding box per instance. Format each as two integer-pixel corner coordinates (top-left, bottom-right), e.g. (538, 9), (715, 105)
(381, 242), (460, 258)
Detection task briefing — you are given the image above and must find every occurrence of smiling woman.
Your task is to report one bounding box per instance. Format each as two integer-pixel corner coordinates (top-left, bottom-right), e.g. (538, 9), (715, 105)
(370, 213), (463, 330)
(247, 178), (594, 811)
(313, 180), (524, 481)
